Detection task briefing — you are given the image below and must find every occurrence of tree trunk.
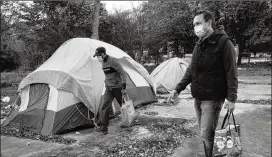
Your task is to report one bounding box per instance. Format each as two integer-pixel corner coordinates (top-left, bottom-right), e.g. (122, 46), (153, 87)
(237, 36), (245, 65)
(91, 0), (100, 40)
(174, 39), (179, 57)
(139, 41), (143, 63)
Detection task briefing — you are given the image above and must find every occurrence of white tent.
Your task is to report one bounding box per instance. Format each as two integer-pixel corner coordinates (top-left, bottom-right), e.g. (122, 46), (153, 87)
(3, 38), (156, 135)
(151, 57), (190, 94)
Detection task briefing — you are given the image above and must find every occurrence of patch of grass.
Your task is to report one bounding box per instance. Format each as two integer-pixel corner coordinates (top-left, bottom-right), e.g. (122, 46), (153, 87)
(238, 81), (271, 85)
(144, 111), (159, 116)
(238, 69), (270, 77)
(1, 71), (30, 117)
(1, 124), (77, 145)
(238, 62), (271, 68)
(238, 62), (271, 78)
(1, 71), (30, 86)
(237, 99), (271, 105)
(104, 118), (196, 157)
(1, 82), (13, 88)
(0, 86), (19, 118)
(1, 86), (19, 116)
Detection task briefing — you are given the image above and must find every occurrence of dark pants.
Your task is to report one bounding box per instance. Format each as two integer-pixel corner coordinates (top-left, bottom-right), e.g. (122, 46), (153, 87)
(99, 86), (122, 128)
(194, 99), (224, 157)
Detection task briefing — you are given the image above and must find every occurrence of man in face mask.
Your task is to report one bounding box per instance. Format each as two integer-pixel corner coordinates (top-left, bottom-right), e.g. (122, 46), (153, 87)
(168, 10), (238, 157)
(93, 47), (127, 134)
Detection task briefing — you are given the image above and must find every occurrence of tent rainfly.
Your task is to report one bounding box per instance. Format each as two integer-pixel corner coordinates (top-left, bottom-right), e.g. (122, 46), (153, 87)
(151, 57), (191, 94)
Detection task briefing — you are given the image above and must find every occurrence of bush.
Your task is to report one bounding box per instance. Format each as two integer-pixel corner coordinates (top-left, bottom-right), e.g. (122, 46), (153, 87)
(0, 52), (19, 72)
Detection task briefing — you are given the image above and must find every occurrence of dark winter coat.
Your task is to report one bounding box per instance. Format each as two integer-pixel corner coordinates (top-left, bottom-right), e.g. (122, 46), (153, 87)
(175, 29), (238, 102)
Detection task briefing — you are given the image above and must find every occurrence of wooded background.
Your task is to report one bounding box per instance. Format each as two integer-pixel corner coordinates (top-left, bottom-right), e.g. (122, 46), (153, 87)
(1, 1), (271, 72)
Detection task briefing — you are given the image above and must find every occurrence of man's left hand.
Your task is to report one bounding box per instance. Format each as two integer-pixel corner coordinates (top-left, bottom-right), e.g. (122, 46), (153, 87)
(223, 100), (235, 112)
(121, 89), (127, 94)
(122, 83), (126, 94)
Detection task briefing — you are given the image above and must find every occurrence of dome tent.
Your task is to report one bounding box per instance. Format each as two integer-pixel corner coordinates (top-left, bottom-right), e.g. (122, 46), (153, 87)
(3, 38), (156, 136)
(151, 57), (190, 94)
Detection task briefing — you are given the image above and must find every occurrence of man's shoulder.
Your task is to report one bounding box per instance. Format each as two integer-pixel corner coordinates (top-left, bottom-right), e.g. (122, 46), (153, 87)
(216, 34), (234, 48)
(107, 55), (120, 65)
(219, 34), (233, 42)
(107, 55), (118, 60)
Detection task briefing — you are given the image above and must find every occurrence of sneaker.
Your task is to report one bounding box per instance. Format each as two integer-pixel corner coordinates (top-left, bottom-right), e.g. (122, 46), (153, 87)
(120, 122), (129, 128)
(96, 126), (108, 134)
(101, 129), (108, 134)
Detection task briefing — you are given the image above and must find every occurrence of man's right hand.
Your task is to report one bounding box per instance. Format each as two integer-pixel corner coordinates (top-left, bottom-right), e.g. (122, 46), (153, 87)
(167, 90), (179, 104)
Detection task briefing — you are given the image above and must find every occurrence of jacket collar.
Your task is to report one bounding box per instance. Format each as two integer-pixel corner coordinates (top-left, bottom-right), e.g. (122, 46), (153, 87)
(103, 54), (109, 62)
(196, 32), (223, 45)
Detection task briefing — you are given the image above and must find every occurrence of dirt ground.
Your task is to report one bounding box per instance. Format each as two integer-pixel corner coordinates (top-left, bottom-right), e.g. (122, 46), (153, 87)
(1, 64), (271, 157)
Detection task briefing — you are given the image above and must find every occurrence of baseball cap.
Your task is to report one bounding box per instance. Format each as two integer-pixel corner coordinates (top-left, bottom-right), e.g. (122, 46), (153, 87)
(93, 47), (106, 57)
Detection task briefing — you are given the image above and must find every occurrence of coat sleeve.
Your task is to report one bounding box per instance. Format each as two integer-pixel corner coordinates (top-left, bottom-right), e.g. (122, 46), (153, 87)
(112, 59), (127, 88)
(222, 39), (238, 102)
(174, 47), (196, 94)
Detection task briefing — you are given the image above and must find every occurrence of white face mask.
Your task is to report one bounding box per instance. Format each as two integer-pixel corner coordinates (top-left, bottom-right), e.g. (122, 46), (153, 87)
(194, 24), (208, 38)
(97, 56), (103, 62)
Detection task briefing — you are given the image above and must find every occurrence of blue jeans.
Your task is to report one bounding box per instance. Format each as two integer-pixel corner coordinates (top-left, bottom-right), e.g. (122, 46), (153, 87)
(194, 99), (224, 157)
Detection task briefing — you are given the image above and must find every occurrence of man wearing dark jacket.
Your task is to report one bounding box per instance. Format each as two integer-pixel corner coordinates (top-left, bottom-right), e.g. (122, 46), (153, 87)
(93, 47), (127, 134)
(169, 10), (238, 156)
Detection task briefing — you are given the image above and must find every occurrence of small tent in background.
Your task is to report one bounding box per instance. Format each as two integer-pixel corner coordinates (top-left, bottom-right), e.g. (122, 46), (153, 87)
(151, 57), (190, 94)
(3, 38), (156, 136)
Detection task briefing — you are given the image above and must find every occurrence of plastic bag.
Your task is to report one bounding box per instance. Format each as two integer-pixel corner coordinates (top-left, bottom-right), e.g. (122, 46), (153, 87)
(120, 94), (137, 127)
